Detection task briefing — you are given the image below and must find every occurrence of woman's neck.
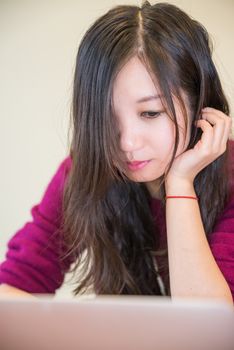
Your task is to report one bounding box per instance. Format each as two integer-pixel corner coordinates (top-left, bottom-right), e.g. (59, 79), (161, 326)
(145, 179), (164, 200)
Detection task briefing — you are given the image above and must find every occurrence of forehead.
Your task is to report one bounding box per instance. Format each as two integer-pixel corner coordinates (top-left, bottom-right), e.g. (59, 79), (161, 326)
(112, 56), (161, 103)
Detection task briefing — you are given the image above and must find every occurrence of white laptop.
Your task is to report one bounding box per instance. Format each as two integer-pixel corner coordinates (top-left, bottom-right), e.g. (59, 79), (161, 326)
(0, 296), (233, 350)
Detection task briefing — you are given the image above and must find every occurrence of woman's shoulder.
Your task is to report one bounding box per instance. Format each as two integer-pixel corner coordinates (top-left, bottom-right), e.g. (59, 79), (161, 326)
(57, 156), (72, 175)
(227, 138), (234, 164)
(210, 139), (234, 232)
(226, 139), (234, 197)
(47, 156), (72, 190)
(30, 156), (73, 227)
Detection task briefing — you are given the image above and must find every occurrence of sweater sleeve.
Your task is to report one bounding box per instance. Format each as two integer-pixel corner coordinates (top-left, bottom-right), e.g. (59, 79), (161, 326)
(208, 193), (234, 301)
(208, 140), (234, 301)
(0, 157), (73, 294)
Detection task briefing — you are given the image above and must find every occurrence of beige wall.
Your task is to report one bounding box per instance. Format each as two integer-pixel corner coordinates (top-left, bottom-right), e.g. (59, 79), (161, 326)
(0, 0), (234, 295)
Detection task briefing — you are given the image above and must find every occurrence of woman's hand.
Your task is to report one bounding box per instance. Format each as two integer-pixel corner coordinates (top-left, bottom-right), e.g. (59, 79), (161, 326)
(0, 284), (36, 299)
(165, 107), (232, 186)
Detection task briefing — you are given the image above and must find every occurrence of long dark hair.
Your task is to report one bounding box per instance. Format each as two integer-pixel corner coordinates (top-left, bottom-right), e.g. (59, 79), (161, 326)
(61, 1), (232, 295)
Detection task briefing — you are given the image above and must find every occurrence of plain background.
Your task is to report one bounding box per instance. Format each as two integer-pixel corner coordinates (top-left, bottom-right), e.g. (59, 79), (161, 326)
(0, 0), (234, 296)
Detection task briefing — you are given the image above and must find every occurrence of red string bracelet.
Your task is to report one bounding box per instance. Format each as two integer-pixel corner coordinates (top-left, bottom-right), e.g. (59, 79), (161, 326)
(166, 195), (198, 200)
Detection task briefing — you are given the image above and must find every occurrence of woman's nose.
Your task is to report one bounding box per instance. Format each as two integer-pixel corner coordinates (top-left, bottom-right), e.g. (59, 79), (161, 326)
(119, 124), (143, 153)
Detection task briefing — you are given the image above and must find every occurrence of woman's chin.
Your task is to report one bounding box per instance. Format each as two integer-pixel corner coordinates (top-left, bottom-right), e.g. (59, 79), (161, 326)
(126, 173), (164, 184)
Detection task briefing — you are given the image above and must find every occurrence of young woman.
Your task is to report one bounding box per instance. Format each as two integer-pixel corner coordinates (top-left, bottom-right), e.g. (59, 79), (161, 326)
(0, 1), (233, 304)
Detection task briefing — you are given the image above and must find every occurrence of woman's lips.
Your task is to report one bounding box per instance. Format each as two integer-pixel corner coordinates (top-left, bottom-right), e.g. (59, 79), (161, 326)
(126, 160), (151, 171)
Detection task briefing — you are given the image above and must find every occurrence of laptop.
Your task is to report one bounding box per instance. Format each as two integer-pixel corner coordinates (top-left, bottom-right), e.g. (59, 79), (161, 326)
(0, 295), (233, 350)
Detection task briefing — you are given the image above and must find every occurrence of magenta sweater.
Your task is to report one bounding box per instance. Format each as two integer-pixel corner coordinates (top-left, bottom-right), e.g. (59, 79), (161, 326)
(1, 142), (234, 299)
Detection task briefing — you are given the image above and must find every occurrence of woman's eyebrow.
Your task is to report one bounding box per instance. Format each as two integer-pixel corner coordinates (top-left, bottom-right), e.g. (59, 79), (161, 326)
(136, 95), (161, 103)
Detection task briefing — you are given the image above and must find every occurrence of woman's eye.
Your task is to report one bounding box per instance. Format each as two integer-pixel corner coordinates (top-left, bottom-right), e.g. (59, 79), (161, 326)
(141, 111), (162, 119)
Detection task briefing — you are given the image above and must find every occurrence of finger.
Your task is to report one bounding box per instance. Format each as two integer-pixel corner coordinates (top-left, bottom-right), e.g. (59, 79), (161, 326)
(223, 117), (233, 144)
(201, 108), (227, 126)
(202, 107), (227, 119)
(201, 107), (231, 137)
(229, 118), (233, 138)
(202, 108), (232, 147)
(195, 119), (214, 150)
(201, 109), (227, 150)
(195, 119), (228, 160)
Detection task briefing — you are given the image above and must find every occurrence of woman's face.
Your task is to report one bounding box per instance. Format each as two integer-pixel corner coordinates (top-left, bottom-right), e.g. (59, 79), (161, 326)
(112, 56), (192, 188)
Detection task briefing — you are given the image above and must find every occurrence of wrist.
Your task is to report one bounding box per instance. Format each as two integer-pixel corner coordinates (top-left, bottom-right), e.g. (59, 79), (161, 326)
(165, 177), (196, 196)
